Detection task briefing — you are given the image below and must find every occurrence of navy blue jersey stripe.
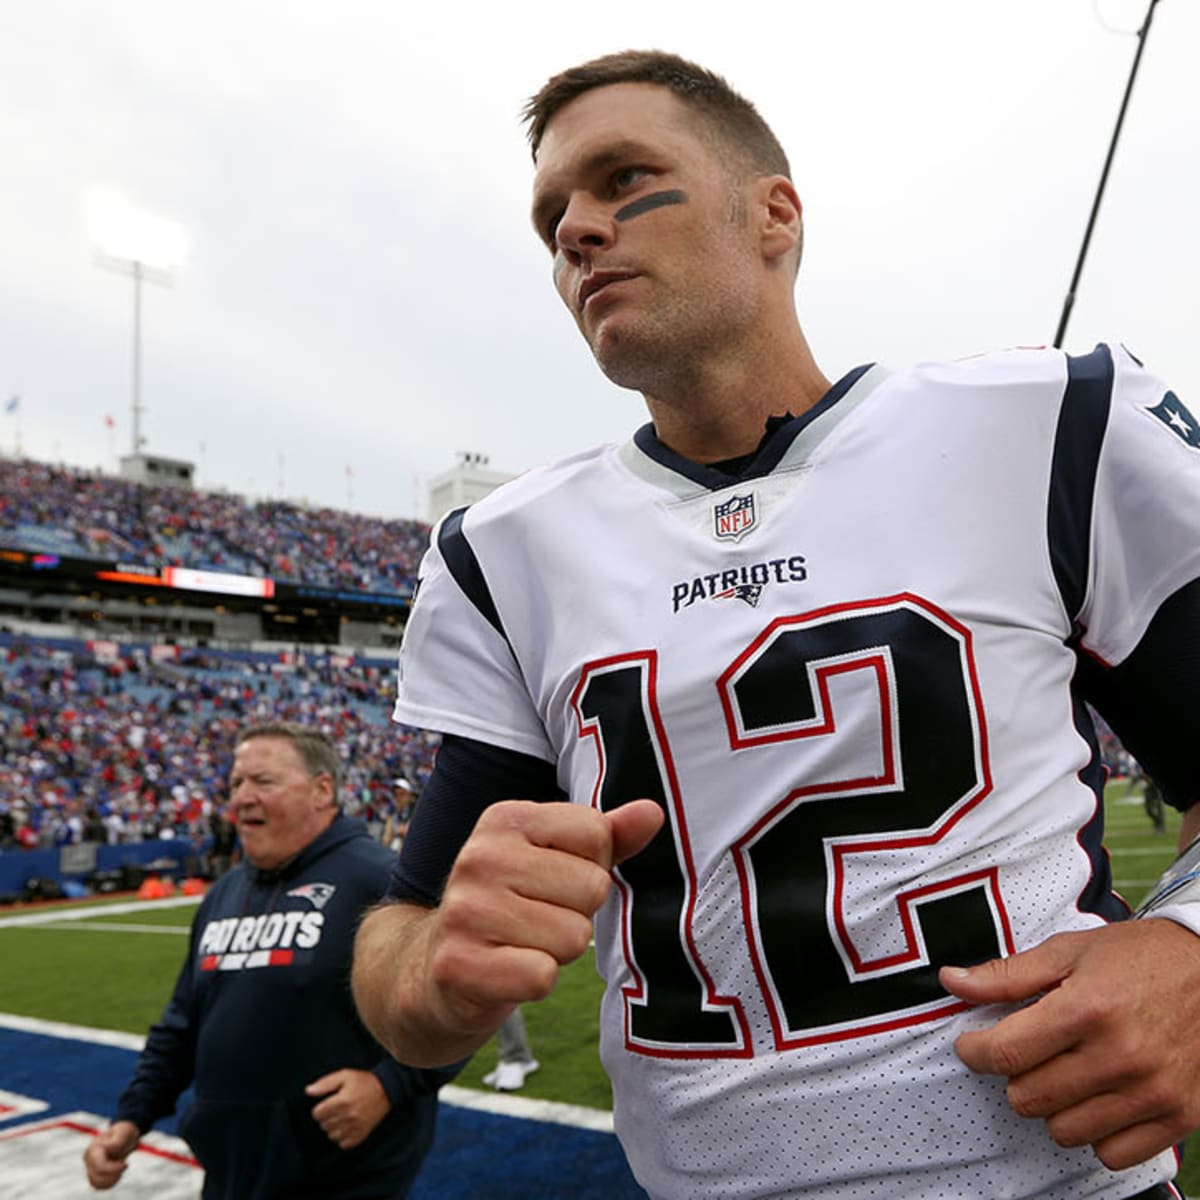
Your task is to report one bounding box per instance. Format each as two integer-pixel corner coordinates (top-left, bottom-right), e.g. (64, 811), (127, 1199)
(1050, 346), (1128, 912)
(1075, 577), (1200, 811)
(1068, 686), (1128, 922)
(437, 507), (510, 647)
(1048, 344), (1115, 625)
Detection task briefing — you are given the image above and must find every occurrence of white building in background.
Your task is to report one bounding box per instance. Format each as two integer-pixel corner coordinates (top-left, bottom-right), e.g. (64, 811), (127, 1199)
(426, 452), (514, 524)
(119, 451), (195, 488)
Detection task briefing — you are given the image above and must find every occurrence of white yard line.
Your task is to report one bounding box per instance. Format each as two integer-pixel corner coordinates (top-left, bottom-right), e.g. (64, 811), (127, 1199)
(0, 1012), (617, 1132)
(438, 1083), (614, 1132)
(0, 1012), (147, 1052)
(28, 922), (190, 935)
(0, 896), (202, 929)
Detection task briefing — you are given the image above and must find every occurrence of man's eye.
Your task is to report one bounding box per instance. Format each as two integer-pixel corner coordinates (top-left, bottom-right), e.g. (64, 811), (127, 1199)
(546, 214), (562, 247)
(613, 166), (646, 191)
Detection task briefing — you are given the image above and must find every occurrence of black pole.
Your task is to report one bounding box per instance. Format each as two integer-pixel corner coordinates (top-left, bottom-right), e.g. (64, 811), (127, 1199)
(1053, 0), (1162, 348)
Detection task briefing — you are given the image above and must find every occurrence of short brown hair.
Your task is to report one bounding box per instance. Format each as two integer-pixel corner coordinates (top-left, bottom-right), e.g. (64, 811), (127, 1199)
(523, 49), (791, 180)
(235, 722), (341, 798)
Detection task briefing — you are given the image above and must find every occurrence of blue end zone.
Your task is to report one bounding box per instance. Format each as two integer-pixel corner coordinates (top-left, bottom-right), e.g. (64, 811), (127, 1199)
(412, 1106), (647, 1200)
(0, 1027), (648, 1199)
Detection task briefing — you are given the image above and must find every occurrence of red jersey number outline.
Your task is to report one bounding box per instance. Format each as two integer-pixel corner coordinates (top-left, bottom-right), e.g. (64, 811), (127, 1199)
(573, 593), (1012, 1057)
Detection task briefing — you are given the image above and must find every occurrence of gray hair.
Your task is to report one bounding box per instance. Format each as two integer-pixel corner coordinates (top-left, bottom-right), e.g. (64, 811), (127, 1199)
(234, 722), (341, 798)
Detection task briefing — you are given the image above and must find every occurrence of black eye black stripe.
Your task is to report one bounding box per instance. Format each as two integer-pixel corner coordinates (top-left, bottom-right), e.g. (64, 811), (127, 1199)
(615, 189), (687, 222)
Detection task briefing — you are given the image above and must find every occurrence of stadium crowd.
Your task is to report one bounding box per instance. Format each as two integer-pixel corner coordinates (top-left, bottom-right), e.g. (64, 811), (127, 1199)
(0, 458), (428, 595)
(0, 635), (438, 854)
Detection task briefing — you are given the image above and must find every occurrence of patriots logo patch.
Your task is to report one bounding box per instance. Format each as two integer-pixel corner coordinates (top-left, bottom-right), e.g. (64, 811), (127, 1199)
(715, 583), (763, 607)
(1145, 391), (1200, 449)
(713, 492), (758, 542)
(286, 882), (336, 910)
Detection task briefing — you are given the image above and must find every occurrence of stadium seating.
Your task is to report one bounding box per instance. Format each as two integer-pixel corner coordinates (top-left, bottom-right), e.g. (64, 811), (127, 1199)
(0, 632), (438, 870)
(0, 457), (429, 595)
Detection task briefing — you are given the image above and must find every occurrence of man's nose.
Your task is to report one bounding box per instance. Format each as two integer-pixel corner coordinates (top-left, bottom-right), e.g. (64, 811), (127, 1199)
(554, 194), (615, 261)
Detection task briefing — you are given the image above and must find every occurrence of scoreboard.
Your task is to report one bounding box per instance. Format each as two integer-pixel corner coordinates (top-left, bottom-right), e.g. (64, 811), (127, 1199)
(0, 546), (412, 645)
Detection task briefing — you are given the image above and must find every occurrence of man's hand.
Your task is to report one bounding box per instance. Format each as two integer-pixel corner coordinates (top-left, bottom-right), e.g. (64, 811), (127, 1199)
(940, 918), (1200, 1170)
(353, 798), (664, 1065)
(305, 1069), (390, 1150)
(83, 1120), (140, 1190)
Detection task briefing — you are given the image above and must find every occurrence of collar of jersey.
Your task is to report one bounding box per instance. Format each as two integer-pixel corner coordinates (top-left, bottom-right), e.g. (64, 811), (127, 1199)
(621, 362), (887, 496)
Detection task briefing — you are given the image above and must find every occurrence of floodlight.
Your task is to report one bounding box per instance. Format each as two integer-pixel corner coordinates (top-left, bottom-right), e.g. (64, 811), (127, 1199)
(86, 189), (187, 275)
(85, 189), (187, 454)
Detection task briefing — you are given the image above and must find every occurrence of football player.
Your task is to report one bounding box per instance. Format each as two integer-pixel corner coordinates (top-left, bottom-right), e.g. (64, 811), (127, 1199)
(354, 50), (1200, 1200)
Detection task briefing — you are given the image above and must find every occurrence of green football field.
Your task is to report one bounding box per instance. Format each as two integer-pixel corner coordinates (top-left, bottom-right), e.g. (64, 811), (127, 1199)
(0, 779), (1193, 1193)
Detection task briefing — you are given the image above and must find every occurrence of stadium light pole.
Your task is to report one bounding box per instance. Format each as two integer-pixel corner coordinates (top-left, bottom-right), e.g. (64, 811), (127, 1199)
(1053, 0), (1162, 348)
(86, 190), (187, 455)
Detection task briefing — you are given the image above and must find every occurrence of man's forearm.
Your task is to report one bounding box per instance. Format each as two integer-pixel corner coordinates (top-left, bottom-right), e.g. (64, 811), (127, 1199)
(352, 900), (499, 1068)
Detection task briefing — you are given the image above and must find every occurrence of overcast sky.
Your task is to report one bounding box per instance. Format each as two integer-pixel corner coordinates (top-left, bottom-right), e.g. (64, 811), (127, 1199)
(1, 0), (1196, 522)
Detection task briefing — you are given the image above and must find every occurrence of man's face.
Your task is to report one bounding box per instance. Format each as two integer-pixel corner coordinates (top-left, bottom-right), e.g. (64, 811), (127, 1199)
(228, 736), (333, 870)
(531, 82), (764, 392)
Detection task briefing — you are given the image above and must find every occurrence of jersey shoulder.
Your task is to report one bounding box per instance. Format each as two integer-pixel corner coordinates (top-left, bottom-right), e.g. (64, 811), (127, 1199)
(905, 343), (1069, 394)
(460, 442), (620, 527)
(439, 442), (629, 563)
(905, 341), (1157, 400)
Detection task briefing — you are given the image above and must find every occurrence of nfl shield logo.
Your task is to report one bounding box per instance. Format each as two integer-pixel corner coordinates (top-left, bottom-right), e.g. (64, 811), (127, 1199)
(713, 492), (757, 542)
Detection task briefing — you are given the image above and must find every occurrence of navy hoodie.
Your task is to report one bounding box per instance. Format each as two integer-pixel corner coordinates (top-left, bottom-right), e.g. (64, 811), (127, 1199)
(115, 814), (458, 1199)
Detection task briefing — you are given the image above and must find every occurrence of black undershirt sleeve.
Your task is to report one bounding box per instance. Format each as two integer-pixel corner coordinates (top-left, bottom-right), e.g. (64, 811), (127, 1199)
(1075, 577), (1200, 813)
(385, 733), (564, 905)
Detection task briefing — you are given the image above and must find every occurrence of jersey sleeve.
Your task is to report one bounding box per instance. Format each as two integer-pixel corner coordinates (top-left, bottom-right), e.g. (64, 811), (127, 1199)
(386, 734), (564, 904)
(393, 510), (554, 762)
(1080, 346), (1200, 665)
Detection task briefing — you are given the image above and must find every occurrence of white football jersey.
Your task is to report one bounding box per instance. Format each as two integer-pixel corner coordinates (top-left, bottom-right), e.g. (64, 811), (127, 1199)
(395, 345), (1199, 1199)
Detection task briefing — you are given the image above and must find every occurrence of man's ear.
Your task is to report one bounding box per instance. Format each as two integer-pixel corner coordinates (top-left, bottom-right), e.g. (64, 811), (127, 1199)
(314, 772), (336, 811)
(758, 175), (803, 267)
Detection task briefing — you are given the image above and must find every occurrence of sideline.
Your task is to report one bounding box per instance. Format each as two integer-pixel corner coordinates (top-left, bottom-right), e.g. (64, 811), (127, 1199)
(0, 896), (202, 930)
(0, 1013), (147, 1052)
(24, 921), (190, 935)
(0, 1012), (615, 1133)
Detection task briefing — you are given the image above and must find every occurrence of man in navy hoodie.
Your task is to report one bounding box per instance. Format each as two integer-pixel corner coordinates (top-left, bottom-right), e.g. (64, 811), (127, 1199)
(84, 721), (459, 1199)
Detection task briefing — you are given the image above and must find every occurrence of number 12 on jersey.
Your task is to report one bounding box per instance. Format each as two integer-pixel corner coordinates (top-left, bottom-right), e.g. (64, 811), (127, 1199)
(572, 593), (1015, 1058)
